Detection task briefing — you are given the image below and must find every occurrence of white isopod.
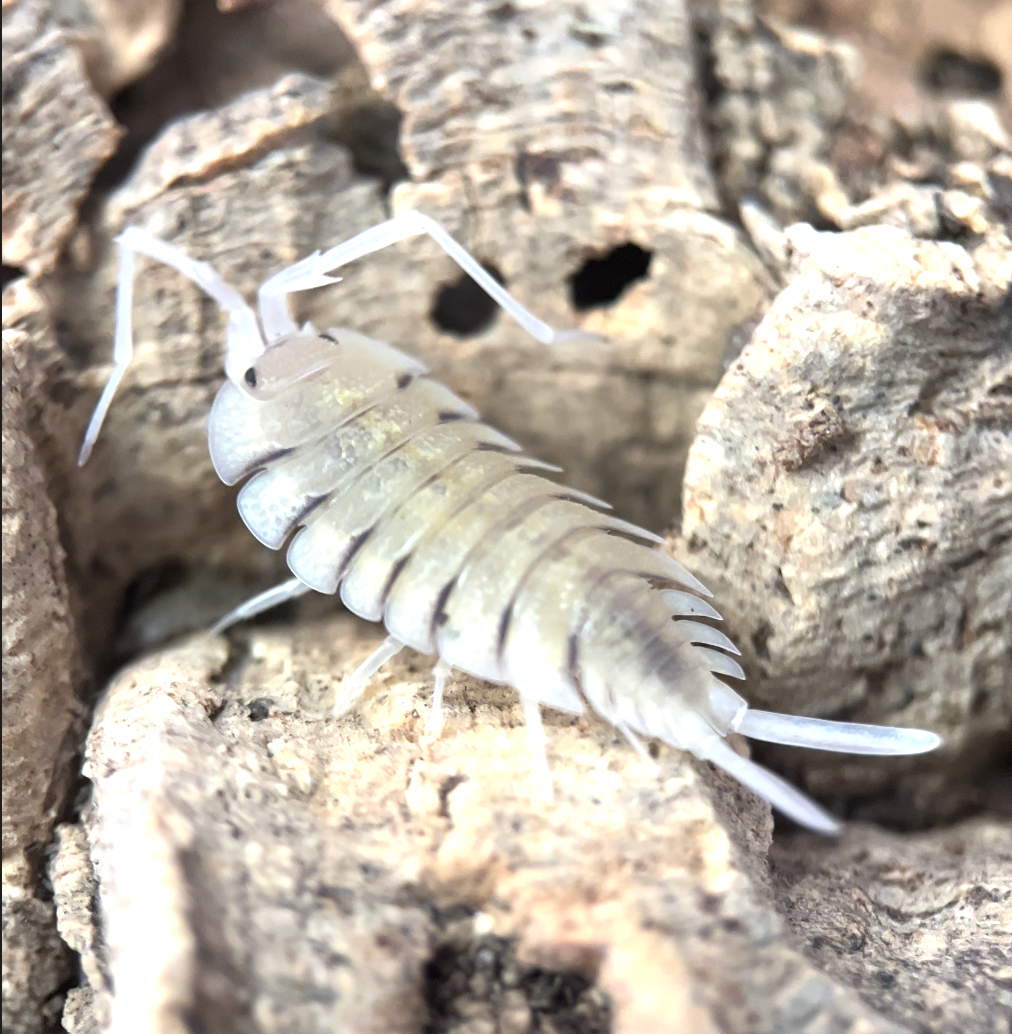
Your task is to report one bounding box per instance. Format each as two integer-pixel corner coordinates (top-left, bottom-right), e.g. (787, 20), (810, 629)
(79, 210), (941, 834)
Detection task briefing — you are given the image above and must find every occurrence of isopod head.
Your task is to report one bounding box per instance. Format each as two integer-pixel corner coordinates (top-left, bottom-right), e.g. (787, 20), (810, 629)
(238, 333), (340, 401)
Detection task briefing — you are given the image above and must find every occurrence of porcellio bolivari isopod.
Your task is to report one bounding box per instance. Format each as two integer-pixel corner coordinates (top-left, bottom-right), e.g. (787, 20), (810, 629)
(79, 211), (941, 834)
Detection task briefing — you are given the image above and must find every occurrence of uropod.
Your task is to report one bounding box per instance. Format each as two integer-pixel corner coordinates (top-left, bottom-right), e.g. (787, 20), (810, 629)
(79, 211), (941, 834)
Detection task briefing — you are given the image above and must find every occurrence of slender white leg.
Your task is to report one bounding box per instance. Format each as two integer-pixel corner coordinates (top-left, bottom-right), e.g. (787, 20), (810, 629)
(257, 211), (603, 347)
(333, 635), (405, 717)
(521, 696), (554, 803)
(79, 227), (262, 464)
(617, 721), (655, 768)
(209, 577), (313, 635)
(425, 660), (452, 737)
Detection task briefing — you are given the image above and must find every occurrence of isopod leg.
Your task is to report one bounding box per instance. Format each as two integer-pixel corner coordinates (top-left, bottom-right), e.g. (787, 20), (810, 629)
(520, 696), (554, 803)
(333, 635), (405, 717)
(209, 577), (313, 635)
(79, 226), (261, 464)
(425, 660), (452, 737)
(617, 721), (655, 767)
(257, 211), (602, 347)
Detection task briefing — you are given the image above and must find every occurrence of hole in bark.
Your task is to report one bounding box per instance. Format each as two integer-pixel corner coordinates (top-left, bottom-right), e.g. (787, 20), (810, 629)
(118, 560), (189, 626)
(751, 621), (774, 661)
(423, 931), (612, 1034)
(247, 698), (275, 722)
(327, 64), (409, 190)
(112, 561), (281, 662)
(327, 94), (408, 188)
(430, 263), (507, 337)
(569, 243), (652, 311)
(2, 265), (25, 288)
(921, 48), (1003, 96)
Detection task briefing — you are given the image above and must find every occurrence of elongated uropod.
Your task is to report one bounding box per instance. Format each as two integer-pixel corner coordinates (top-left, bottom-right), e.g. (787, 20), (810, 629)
(79, 211), (941, 834)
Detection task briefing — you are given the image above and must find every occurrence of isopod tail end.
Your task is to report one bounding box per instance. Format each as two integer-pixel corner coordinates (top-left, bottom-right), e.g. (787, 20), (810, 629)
(734, 709), (942, 756)
(695, 733), (842, 836)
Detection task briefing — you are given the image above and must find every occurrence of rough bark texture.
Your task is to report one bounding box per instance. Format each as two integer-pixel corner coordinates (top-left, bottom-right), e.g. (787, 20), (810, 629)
(696, 0), (864, 225)
(758, 0), (1012, 128)
(699, 0), (1011, 241)
(54, 620), (920, 1034)
(670, 222), (1011, 825)
(1, 9), (121, 274)
(771, 819), (1012, 1034)
(1, 0), (183, 99)
(2, 288), (83, 1032)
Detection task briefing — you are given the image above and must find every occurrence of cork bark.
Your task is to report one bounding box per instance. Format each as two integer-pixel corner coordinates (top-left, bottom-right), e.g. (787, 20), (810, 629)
(1, 0), (1008, 1031)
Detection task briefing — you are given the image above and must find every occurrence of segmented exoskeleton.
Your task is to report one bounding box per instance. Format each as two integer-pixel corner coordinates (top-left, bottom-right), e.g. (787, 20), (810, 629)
(80, 212), (940, 834)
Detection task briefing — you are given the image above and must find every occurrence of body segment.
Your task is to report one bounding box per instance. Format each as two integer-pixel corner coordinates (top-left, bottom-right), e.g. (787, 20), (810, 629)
(212, 330), (711, 690)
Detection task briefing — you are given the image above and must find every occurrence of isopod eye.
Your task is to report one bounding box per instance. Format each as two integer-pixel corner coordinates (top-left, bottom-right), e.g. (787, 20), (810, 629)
(239, 360), (276, 401)
(239, 334), (338, 401)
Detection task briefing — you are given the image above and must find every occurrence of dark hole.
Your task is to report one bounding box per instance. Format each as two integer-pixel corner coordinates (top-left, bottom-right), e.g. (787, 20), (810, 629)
(2, 265), (25, 288)
(247, 698), (275, 722)
(327, 93), (409, 191)
(429, 263), (506, 337)
(423, 932), (611, 1033)
(921, 48), (1003, 96)
(112, 559), (188, 661)
(694, 26), (723, 105)
(569, 243), (652, 311)
(751, 620), (774, 661)
(118, 559), (189, 627)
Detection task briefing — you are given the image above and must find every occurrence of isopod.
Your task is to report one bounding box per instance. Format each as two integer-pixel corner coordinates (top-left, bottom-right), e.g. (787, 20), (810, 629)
(79, 211), (941, 834)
